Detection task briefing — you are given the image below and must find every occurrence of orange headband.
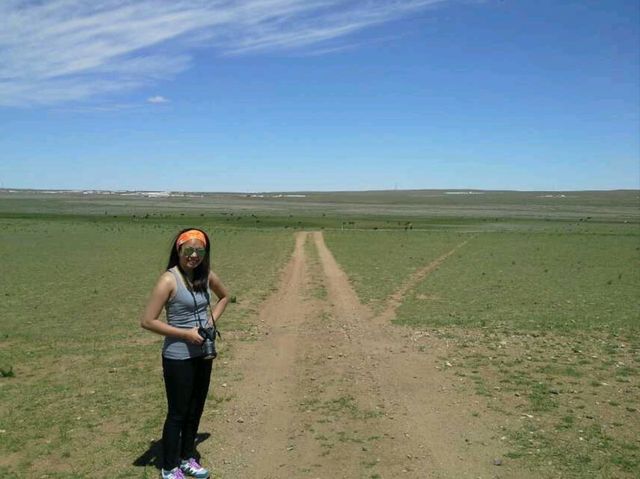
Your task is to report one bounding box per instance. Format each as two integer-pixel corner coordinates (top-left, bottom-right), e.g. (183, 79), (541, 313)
(176, 230), (207, 248)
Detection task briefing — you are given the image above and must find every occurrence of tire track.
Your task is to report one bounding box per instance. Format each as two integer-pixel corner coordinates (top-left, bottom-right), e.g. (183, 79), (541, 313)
(376, 239), (471, 324)
(210, 231), (526, 479)
(211, 231), (318, 478)
(313, 231), (525, 479)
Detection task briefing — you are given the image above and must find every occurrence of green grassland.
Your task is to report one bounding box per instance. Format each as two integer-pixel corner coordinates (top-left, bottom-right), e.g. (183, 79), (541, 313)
(399, 232), (639, 332)
(323, 229), (640, 332)
(323, 216), (639, 478)
(322, 230), (467, 312)
(0, 217), (293, 478)
(0, 189), (638, 477)
(1, 188), (638, 223)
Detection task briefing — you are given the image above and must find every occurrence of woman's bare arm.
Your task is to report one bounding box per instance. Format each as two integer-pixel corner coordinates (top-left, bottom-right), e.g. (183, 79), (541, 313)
(208, 271), (230, 324)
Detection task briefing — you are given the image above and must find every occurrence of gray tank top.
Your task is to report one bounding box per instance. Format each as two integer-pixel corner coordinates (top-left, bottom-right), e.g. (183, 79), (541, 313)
(162, 266), (211, 359)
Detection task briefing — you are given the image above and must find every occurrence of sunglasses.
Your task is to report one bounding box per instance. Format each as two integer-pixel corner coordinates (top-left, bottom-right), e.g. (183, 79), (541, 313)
(180, 246), (206, 257)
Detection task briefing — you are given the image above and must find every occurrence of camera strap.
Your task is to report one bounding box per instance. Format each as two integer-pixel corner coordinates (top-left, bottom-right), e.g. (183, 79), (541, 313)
(177, 267), (220, 338)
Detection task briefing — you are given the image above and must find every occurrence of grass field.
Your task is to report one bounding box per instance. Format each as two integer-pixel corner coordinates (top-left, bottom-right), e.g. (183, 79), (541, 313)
(324, 222), (639, 478)
(0, 217), (294, 478)
(324, 229), (639, 332)
(1, 188), (638, 224)
(0, 189), (638, 478)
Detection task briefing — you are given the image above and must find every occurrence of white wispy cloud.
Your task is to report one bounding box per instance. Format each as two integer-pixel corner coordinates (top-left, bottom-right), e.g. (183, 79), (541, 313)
(0, 0), (451, 107)
(147, 95), (170, 104)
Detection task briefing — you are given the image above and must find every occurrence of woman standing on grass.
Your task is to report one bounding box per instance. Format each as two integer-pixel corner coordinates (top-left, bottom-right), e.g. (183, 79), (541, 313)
(141, 228), (229, 479)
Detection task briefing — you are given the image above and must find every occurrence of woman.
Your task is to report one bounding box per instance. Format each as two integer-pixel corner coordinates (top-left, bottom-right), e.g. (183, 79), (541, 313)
(141, 228), (229, 479)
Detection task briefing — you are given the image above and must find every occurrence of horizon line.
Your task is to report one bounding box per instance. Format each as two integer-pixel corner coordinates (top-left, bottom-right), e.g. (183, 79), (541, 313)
(1, 187), (638, 195)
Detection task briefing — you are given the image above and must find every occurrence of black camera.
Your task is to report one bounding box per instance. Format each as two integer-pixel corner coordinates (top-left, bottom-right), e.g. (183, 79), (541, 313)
(198, 326), (217, 360)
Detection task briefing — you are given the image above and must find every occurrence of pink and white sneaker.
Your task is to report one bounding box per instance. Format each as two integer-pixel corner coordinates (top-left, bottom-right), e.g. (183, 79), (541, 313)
(180, 457), (209, 478)
(161, 467), (185, 479)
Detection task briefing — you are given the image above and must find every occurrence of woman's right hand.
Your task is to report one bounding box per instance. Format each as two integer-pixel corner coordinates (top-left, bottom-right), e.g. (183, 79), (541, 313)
(183, 327), (204, 345)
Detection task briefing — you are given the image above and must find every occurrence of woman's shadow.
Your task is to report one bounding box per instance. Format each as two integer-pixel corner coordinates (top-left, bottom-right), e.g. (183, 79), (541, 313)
(133, 433), (211, 470)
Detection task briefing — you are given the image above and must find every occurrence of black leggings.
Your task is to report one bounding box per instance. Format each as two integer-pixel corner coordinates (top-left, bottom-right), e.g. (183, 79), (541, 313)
(162, 355), (213, 470)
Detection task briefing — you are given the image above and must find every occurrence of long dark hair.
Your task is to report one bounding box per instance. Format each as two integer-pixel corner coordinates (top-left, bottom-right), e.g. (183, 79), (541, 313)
(167, 228), (211, 293)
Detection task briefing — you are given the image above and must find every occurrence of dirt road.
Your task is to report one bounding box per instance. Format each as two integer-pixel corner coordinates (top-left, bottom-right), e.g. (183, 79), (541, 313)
(207, 232), (523, 479)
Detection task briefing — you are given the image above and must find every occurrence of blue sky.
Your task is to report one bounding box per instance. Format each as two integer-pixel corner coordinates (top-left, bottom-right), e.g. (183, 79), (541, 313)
(1, 0), (638, 192)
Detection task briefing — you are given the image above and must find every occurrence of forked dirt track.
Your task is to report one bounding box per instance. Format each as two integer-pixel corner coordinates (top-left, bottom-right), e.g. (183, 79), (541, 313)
(208, 232), (526, 479)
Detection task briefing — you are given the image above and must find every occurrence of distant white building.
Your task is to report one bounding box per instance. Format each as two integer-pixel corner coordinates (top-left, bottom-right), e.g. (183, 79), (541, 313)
(444, 191), (484, 195)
